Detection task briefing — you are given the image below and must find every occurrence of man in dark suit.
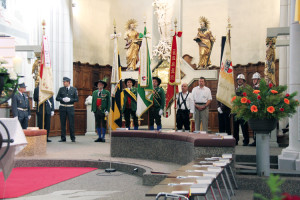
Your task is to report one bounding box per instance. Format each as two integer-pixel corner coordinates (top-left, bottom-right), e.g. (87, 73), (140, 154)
(34, 86), (55, 142)
(56, 77), (78, 142)
(11, 83), (31, 129)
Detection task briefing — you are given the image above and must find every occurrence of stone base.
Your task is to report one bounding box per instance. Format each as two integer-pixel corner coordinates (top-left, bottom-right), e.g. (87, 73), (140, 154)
(85, 131), (97, 136)
(278, 149), (300, 170)
(17, 130), (47, 156)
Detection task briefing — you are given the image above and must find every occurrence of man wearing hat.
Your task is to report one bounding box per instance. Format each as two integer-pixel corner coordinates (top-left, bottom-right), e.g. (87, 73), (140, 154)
(233, 74), (249, 146)
(11, 83), (31, 129)
(123, 78), (138, 130)
(149, 77), (165, 130)
(56, 77), (78, 142)
(91, 79), (110, 142)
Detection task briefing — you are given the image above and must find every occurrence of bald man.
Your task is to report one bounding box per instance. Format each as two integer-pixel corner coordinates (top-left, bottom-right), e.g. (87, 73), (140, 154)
(176, 83), (194, 132)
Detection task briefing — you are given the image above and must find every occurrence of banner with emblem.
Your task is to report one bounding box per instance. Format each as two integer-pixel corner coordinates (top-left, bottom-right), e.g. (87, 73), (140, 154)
(39, 35), (54, 107)
(216, 31), (235, 109)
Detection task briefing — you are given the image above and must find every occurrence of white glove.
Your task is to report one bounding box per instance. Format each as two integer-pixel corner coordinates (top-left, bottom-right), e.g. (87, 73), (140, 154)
(159, 109), (163, 116)
(28, 115), (31, 120)
(105, 111), (109, 116)
(217, 107), (223, 114)
(51, 111), (54, 116)
(64, 97), (71, 102)
(62, 97), (67, 102)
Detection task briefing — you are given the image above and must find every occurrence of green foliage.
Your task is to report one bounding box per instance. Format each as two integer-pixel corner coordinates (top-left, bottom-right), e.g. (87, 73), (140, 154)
(231, 78), (299, 121)
(254, 174), (285, 200)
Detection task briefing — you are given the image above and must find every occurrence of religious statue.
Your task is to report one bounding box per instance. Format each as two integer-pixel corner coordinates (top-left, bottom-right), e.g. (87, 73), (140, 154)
(194, 16), (215, 69)
(31, 52), (41, 88)
(264, 37), (276, 85)
(124, 19), (141, 71)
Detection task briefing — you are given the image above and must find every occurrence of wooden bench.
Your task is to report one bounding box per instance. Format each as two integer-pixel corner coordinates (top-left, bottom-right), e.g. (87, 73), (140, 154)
(17, 129), (47, 156)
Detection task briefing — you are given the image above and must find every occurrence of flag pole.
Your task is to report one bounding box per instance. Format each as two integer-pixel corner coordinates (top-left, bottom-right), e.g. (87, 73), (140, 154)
(42, 20), (46, 130)
(174, 19), (178, 131)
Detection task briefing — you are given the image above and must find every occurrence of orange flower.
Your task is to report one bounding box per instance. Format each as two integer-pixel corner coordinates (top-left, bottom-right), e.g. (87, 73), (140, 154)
(241, 97), (248, 104)
(271, 90), (278, 94)
(267, 106), (275, 113)
(284, 98), (290, 104)
(231, 96), (236, 102)
(253, 90), (260, 94)
(251, 105), (258, 112)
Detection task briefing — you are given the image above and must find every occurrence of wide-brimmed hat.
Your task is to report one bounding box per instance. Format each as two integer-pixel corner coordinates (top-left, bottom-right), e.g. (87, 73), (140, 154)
(152, 77), (161, 86)
(124, 78), (136, 86)
(18, 83), (27, 88)
(63, 77), (71, 82)
(94, 79), (107, 88)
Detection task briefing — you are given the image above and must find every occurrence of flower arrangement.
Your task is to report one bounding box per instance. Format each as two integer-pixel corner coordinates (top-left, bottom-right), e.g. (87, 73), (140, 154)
(231, 78), (299, 122)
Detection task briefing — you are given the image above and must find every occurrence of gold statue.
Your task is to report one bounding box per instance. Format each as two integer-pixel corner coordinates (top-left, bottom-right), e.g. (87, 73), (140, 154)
(265, 37), (276, 85)
(32, 52), (41, 88)
(194, 17), (215, 69)
(124, 19), (141, 71)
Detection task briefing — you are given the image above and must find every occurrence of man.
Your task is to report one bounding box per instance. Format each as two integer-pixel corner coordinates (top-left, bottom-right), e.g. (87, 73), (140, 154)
(176, 83), (194, 132)
(11, 83), (31, 129)
(56, 77), (78, 142)
(122, 78), (138, 130)
(149, 77), (165, 130)
(192, 77), (212, 132)
(249, 72), (261, 146)
(233, 74), (249, 146)
(34, 85), (55, 142)
(91, 79), (110, 142)
(217, 101), (231, 135)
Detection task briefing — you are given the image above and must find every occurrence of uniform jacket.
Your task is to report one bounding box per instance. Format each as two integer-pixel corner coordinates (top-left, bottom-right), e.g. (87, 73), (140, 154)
(34, 87), (54, 115)
(11, 92), (31, 118)
(122, 87), (137, 112)
(153, 87), (165, 110)
(91, 89), (110, 113)
(56, 86), (79, 105)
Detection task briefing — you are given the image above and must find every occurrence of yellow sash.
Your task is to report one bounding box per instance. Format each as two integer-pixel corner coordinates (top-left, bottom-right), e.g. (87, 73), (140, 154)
(124, 88), (137, 102)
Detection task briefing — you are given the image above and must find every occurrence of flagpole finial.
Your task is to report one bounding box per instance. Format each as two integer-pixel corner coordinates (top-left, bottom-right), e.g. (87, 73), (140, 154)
(227, 17), (232, 30)
(174, 18), (177, 32)
(113, 18), (116, 33)
(42, 20), (46, 35)
(143, 16), (147, 27)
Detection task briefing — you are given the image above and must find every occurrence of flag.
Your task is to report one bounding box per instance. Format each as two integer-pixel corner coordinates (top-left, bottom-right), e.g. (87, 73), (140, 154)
(216, 32), (235, 109)
(165, 31), (182, 114)
(136, 26), (153, 117)
(39, 35), (54, 107)
(109, 32), (123, 130)
(295, 0), (300, 23)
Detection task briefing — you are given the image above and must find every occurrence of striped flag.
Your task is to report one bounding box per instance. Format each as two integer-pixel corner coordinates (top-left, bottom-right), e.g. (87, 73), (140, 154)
(136, 26), (153, 117)
(109, 32), (123, 130)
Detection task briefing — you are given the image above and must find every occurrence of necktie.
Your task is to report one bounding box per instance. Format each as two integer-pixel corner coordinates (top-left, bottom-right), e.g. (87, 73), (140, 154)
(66, 87), (69, 93)
(22, 94), (25, 101)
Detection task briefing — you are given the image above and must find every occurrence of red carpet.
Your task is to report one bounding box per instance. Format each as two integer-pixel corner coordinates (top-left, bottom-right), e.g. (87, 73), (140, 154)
(0, 167), (97, 198)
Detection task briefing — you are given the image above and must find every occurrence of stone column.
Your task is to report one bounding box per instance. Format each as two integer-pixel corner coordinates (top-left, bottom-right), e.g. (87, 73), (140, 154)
(278, 0), (300, 170)
(85, 96), (96, 136)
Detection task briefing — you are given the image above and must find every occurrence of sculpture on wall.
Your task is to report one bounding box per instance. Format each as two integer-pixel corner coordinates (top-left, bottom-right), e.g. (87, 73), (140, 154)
(264, 37), (276, 85)
(124, 19), (141, 71)
(194, 16), (215, 69)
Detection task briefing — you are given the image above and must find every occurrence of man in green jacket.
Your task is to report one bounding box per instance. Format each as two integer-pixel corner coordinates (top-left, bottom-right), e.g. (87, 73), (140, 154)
(91, 79), (110, 142)
(149, 77), (165, 130)
(123, 78), (138, 130)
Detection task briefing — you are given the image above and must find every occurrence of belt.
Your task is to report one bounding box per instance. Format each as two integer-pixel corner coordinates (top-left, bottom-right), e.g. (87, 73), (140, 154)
(60, 104), (74, 107)
(17, 108), (27, 111)
(195, 103), (206, 105)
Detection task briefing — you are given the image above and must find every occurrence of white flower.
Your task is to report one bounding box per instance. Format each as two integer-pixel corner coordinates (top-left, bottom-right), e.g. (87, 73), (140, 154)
(9, 70), (17, 80)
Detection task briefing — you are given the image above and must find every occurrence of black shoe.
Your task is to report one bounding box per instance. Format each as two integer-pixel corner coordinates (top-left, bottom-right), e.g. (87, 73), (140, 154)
(47, 139), (52, 142)
(94, 138), (101, 142)
(100, 138), (105, 142)
(248, 142), (256, 146)
(58, 140), (66, 142)
(71, 139), (76, 142)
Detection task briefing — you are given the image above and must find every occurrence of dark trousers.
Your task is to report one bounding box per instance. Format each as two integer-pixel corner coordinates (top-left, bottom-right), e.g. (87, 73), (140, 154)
(218, 112), (231, 135)
(59, 106), (75, 141)
(124, 108), (138, 128)
(95, 109), (106, 128)
(176, 109), (190, 131)
(18, 117), (28, 129)
(149, 106), (161, 127)
(233, 118), (249, 145)
(37, 112), (51, 138)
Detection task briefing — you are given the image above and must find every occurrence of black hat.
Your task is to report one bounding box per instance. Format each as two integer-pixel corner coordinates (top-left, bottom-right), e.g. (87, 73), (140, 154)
(152, 77), (161, 86)
(18, 83), (27, 88)
(124, 78), (136, 86)
(63, 77), (71, 82)
(94, 79), (107, 88)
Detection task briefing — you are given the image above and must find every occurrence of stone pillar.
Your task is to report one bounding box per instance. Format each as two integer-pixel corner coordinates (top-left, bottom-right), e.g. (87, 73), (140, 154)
(278, 0), (300, 170)
(85, 96), (96, 136)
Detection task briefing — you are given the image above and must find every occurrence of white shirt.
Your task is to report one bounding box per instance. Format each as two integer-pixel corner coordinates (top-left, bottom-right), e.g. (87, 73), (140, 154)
(192, 86), (212, 104)
(176, 92), (195, 113)
(98, 89), (103, 96)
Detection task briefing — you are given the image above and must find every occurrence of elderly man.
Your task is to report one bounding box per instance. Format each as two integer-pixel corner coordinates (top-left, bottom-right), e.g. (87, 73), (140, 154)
(56, 77), (78, 142)
(192, 77), (212, 132)
(11, 83), (31, 129)
(176, 83), (194, 132)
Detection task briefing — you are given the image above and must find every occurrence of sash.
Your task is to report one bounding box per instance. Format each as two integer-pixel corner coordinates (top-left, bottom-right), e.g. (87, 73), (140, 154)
(124, 88), (137, 102)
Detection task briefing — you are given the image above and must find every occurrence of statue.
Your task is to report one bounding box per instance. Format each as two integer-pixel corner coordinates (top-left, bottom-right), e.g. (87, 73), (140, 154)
(194, 16), (215, 69)
(124, 19), (141, 71)
(265, 37), (276, 85)
(31, 52), (41, 88)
